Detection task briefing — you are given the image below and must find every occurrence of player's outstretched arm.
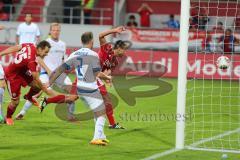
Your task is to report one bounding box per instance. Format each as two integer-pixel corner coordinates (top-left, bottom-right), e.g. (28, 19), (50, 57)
(36, 57), (52, 75)
(49, 63), (66, 86)
(99, 26), (125, 45)
(0, 45), (22, 56)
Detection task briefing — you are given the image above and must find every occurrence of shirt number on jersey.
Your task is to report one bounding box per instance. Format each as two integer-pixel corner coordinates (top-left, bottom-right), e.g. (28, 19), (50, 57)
(76, 57), (83, 80)
(14, 47), (28, 64)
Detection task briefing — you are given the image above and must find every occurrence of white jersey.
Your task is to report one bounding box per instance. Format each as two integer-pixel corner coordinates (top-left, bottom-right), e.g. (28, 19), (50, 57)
(66, 48), (101, 92)
(16, 22), (40, 45)
(41, 38), (66, 73)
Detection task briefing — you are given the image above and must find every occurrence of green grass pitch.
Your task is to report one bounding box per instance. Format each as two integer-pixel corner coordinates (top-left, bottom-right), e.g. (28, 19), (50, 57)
(0, 77), (239, 160)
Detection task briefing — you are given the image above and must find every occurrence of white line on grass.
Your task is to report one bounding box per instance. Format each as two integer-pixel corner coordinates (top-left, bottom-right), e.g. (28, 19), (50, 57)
(142, 128), (240, 160)
(141, 148), (181, 160)
(186, 147), (240, 154)
(188, 128), (240, 147)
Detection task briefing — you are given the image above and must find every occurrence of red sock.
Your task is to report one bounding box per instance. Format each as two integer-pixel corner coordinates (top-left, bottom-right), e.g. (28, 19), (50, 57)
(46, 95), (66, 104)
(105, 103), (116, 125)
(25, 87), (40, 100)
(6, 104), (16, 118)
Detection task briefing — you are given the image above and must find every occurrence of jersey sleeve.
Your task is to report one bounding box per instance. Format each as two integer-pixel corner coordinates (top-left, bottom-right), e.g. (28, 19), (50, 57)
(27, 44), (38, 72)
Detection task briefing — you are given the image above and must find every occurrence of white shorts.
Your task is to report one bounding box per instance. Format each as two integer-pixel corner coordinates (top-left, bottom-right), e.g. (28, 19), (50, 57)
(0, 64), (4, 80)
(78, 88), (104, 112)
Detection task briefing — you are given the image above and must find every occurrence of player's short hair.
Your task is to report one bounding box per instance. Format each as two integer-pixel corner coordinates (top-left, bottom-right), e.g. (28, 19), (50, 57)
(81, 32), (93, 45)
(113, 40), (127, 50)
(37, 40), (51, 49)
(50, 23), (61, 31)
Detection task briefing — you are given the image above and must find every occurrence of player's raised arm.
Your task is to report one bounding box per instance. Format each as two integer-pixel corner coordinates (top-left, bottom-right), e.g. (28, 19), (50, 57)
(99, 26), (125, 45)
(0, 45), (22, 56)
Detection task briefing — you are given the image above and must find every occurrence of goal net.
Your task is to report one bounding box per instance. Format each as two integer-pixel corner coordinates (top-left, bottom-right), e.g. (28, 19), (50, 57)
(183, 0), (240, 153)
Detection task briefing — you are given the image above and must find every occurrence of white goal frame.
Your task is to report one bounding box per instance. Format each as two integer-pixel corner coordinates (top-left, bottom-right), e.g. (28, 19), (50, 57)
(176, 0), (240, 154)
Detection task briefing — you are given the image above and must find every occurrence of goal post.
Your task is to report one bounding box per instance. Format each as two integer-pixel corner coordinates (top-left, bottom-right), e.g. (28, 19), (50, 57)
(176, 0), (240, 153)
(176, 0), (190, 149)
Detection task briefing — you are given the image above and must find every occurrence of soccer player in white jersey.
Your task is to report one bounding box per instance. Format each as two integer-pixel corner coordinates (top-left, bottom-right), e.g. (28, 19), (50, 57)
(16, 13), (40, 45)
(16, 23), (75, 120)
(42, 32), (110, 145)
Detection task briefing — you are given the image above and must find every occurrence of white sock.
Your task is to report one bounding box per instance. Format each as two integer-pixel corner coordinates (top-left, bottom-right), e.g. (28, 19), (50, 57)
(19, 100), (33, 116)
(0, 88), (4, 116)
(68, 102), (75, 114)
(93, 116), (106, 140)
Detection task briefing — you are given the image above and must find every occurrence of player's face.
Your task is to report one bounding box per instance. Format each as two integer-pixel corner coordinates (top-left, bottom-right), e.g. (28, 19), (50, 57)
(37, 47), (50, 58)
(25, 14), (32, 24)
(114, 48), (126, 57)
(50, 25), (61, 40)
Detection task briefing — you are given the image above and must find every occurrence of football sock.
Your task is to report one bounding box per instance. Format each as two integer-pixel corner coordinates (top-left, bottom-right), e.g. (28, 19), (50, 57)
(93, 116), (106, 140)
(46, 95), (66, 104)
(105, 103), (116, 125)
(6, 104), (16, 118)
(19, 100), (32, 115)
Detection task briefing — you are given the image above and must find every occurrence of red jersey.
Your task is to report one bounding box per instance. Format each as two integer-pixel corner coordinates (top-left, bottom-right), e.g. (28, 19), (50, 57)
(98, 43), (118, 71)
(139, 9), (151, 27)
(4, 43), (38, 79)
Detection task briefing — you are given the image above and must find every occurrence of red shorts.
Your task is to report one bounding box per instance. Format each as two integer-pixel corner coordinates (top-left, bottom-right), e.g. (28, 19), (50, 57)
(5, 73), (33, 99)
(97, 78), (107, 96)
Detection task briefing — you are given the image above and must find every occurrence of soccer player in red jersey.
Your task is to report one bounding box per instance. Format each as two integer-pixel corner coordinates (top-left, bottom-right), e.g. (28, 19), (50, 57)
(218, 28), (240, 54)
(0, 41), (77, 125)
(98, 26), (128, 129)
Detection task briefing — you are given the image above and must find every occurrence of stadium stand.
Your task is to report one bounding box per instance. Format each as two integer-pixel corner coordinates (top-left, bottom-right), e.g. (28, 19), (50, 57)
(17, 0), (45, 22)
(91, 0), (114, 25)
